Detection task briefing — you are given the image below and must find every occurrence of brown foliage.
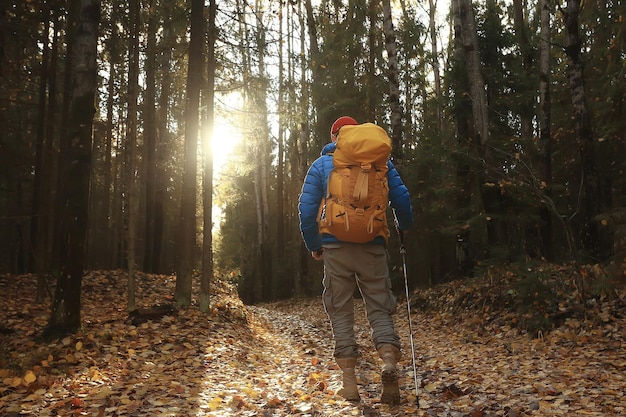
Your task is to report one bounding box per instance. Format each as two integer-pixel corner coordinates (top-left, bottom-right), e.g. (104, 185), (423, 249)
(0, 266), (624, 416)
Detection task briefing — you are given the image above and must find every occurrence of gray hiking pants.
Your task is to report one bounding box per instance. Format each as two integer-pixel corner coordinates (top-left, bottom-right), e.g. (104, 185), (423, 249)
(321, 243), (400, 358)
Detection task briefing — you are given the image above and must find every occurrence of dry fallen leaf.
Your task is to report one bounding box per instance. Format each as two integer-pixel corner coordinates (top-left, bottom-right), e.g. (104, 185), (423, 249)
(267, 397), (282, 407)
(23, 370), (36, 384)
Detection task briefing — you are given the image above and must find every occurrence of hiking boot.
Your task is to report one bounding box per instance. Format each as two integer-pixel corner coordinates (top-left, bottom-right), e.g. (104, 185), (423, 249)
(335, 357), (360, 401)
(378, 344), (401, 405)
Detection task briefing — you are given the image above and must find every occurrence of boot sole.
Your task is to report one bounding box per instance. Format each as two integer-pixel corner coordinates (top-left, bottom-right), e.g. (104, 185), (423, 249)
(381, 369), (400, 405)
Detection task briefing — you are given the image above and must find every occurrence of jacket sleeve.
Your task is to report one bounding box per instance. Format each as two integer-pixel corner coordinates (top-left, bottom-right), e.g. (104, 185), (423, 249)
(298, 158), (326, 251)
(387, 160), (413, 231)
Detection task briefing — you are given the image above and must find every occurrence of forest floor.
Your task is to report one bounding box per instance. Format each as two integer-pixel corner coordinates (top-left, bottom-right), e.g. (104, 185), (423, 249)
(0, 265), (625, 417)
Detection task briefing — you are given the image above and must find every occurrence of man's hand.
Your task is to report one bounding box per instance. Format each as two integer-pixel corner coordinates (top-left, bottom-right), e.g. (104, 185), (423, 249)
(311, 249), (324, 261)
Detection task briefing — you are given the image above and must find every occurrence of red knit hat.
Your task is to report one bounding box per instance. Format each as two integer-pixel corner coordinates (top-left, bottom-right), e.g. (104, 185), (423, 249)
(330, 116), (358, 135)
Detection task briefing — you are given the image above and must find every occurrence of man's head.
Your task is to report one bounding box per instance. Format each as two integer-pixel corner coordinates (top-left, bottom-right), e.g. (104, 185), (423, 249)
(330, 116), (358, 142)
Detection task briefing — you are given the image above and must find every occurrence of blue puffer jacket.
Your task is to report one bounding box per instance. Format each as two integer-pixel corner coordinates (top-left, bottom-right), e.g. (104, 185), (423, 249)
(298, 142), (413, 252)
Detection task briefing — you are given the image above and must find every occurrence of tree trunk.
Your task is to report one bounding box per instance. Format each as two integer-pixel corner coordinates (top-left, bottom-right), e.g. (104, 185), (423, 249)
(366, 1), (377, 121)
(253, 1), (272, 302)
(111, 120), (124, 268)
(105, 11), (124, 269)
(457, 0), (488, 145)
(0, 3), (5, 74)
(51, 0), (79, 275)
(298, 123), (310, 294)
(41, 7), (60, 291)
(458, 0), (492, 257)
(200, 0), (217, 313)
(176, 0), (204, 306)
(512, 0), (533, 142)
(428, 0), (443, 134)
(298, 0), (309, 129)
(143, 0), (158, 273)
(563, 0), (602, 258)
(154, 5), (173, 274)
(103, 2), (118, 269)
(42, 0), (99, 340)
(304, 0), (324, 142)
(295, 0), (310, 296)
(33, 6), (58, 301)
(451, 0), (483, 274)
(614, 213), (626, 284)
(126, 0), (140, 311)
(276, 0), (285, 258)
(382, 0), (404, 158)
(538, 0), (553, 260)
(32, 9), (50, 275)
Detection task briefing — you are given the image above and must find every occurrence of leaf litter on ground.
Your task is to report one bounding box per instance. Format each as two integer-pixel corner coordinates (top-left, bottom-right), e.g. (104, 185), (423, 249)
(0, 263), (624, 416)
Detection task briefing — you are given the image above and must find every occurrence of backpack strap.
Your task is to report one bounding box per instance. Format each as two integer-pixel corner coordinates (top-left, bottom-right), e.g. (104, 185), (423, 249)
(353, 165), (370, 201)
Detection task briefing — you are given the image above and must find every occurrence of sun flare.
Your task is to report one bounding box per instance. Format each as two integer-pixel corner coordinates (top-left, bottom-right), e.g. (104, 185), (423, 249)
(208, 119), (243, 173)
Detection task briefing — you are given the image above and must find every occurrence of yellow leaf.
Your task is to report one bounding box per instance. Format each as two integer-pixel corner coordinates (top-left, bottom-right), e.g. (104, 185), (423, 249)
(208, 397), (222, 410)
(89, 368), (101, 380)
(75, 341), (83, 351)
(243, 386), (260, 398)
(24, 370), (37, 384)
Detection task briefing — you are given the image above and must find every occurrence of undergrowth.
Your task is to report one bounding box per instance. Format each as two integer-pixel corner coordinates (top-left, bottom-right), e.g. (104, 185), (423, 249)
(410, 261), (625, 337)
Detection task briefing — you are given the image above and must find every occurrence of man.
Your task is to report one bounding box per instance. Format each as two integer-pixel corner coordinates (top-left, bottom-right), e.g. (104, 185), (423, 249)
(298, 116), (413, 405)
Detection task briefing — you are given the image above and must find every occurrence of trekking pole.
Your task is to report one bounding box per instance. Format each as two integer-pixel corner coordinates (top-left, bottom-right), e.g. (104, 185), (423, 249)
(393, 209), (419, 406)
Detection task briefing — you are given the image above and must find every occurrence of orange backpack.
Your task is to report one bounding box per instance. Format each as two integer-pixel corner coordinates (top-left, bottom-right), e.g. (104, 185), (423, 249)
(318, 123), (392, 243)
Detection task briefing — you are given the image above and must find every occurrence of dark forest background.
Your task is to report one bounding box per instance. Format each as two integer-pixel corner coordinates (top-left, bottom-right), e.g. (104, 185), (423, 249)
(0, 0), (624, 336)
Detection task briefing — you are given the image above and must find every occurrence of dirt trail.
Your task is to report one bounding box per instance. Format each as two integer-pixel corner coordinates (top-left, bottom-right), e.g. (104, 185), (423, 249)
(259, 297), (625, 416)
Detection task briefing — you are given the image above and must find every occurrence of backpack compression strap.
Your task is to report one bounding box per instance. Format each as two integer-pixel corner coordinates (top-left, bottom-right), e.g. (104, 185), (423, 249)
(353, 163), (371, 201)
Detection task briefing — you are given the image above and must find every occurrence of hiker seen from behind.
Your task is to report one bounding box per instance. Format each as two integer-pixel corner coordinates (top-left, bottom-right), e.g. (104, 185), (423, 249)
(298, 116), (414, 405)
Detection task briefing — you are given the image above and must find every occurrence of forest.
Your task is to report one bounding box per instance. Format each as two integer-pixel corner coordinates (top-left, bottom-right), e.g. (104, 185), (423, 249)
(1, 0), (625, 337)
